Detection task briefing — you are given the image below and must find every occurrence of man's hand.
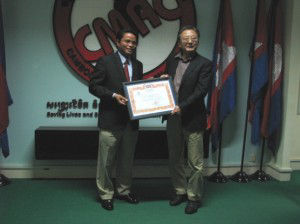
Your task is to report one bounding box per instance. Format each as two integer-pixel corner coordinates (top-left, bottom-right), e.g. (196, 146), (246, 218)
(160, 74), (169, 78)
(171, 106), (181, 115)
(114, 94), (128, 105)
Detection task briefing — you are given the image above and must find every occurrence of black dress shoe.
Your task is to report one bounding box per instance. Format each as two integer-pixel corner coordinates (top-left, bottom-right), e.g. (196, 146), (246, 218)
(115, 193), (139, 204)
(169, 194), (187, 206)
(101, 199), (113, 210)
(184, 200), (201, 214)
(0, 174), (10, 187)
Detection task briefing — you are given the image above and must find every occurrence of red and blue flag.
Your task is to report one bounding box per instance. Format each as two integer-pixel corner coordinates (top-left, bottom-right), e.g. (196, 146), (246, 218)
(0, 2), (12, 158)
(261, 0), (283, 153)
(248, 0), (269, 145)
(208, 0), (237, 150)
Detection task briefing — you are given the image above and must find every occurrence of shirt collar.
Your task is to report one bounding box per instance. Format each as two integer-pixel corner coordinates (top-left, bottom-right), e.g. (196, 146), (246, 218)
(175, 52), (196, 63)
(118, 51), (131, 65)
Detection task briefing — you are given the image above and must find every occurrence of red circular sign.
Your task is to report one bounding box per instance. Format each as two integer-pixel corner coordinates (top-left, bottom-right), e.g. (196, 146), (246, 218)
(53, 0), (196, 82)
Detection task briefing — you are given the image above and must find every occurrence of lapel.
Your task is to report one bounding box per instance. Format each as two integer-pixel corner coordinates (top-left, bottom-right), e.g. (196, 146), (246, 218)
(180, 55), (199, 85)
(131, 59), (138, 81)
(113, 52), (128, 82)
(169, 59), (179, 79)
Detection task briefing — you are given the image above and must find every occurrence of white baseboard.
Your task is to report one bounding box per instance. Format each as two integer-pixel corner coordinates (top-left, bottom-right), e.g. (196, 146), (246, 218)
(0, 163), (292, 181)
(265, 164), (293, 181)
(290, 159), (300, 170)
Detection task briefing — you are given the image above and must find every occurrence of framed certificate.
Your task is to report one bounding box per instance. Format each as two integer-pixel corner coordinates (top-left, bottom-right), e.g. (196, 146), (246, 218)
(123, 78), (177, 120)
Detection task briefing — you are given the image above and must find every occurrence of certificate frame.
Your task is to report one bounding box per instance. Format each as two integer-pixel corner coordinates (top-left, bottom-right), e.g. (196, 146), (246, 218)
(123, 77), (177, 120)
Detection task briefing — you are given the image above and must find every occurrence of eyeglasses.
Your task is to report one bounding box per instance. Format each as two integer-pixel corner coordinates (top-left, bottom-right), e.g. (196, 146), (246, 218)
(181, 37), (198, 43)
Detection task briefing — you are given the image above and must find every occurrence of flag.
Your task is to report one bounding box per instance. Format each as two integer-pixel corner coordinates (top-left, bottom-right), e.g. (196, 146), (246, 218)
(0, 2), (12, 158)
(208, 0), (237, 150)
(261, 0), (283, 153)
(248, 0), (269, 145)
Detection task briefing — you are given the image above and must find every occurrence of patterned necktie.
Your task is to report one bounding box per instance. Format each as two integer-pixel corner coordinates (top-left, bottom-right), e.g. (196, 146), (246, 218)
(123, 60), (130, 81)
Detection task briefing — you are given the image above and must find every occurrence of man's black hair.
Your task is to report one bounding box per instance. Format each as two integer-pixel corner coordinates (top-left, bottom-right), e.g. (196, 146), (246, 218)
(177, 25), (200, 42)
(116, 28), (139, 43)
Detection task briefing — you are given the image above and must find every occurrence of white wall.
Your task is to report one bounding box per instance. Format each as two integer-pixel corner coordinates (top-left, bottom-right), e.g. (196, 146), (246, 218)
(282, 0), (300, 170)
(0, 0), (299, 180)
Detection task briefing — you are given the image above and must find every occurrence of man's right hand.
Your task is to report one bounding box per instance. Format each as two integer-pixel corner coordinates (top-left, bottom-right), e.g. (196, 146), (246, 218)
(114, 94), (128, 105)
(160, 74), (169, 78)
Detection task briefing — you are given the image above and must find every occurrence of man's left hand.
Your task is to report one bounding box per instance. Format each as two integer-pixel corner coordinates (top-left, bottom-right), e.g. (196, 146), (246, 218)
(171, 106), (181, 115)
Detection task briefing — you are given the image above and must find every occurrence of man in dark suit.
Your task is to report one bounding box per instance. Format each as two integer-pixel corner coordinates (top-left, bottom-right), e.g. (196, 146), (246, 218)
(89, 29), (143, 211)
(162, 25), (212, 214)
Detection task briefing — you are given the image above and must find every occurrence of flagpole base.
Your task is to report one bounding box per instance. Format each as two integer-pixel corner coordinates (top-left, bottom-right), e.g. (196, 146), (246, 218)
(0, 174), (10, 187)
(250, 170), (271, 182)
(230, 171), (250, 183)
(208, 171), (228, 183)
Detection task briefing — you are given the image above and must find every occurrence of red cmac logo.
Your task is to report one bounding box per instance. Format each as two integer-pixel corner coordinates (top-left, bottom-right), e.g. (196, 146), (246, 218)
(53, 0), (196, 82)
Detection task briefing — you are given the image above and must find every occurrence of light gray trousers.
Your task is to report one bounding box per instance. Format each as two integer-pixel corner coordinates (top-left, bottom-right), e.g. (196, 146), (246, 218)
(167, 114), (204, 201)
(96, 123), (138, 200)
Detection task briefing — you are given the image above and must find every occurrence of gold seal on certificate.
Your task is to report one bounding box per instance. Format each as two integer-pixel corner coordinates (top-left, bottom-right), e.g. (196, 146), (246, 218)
(123, 78), (177, 120)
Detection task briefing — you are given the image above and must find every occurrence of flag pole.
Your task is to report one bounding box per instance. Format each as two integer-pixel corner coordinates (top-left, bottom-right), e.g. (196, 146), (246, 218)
(230, 57), (252, 182)
(230, 0), (264, 183)
(208, 124), (228, 183)
(230, 108), (251, 183)
(250, 138), (271, 181)
(230, 51), (254, 183)
(0, 173), (10, 187)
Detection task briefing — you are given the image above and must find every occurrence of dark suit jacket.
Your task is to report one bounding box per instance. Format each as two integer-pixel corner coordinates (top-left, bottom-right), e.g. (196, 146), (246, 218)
(166, 52), (212, 131)
(89, 52), (143, 130)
